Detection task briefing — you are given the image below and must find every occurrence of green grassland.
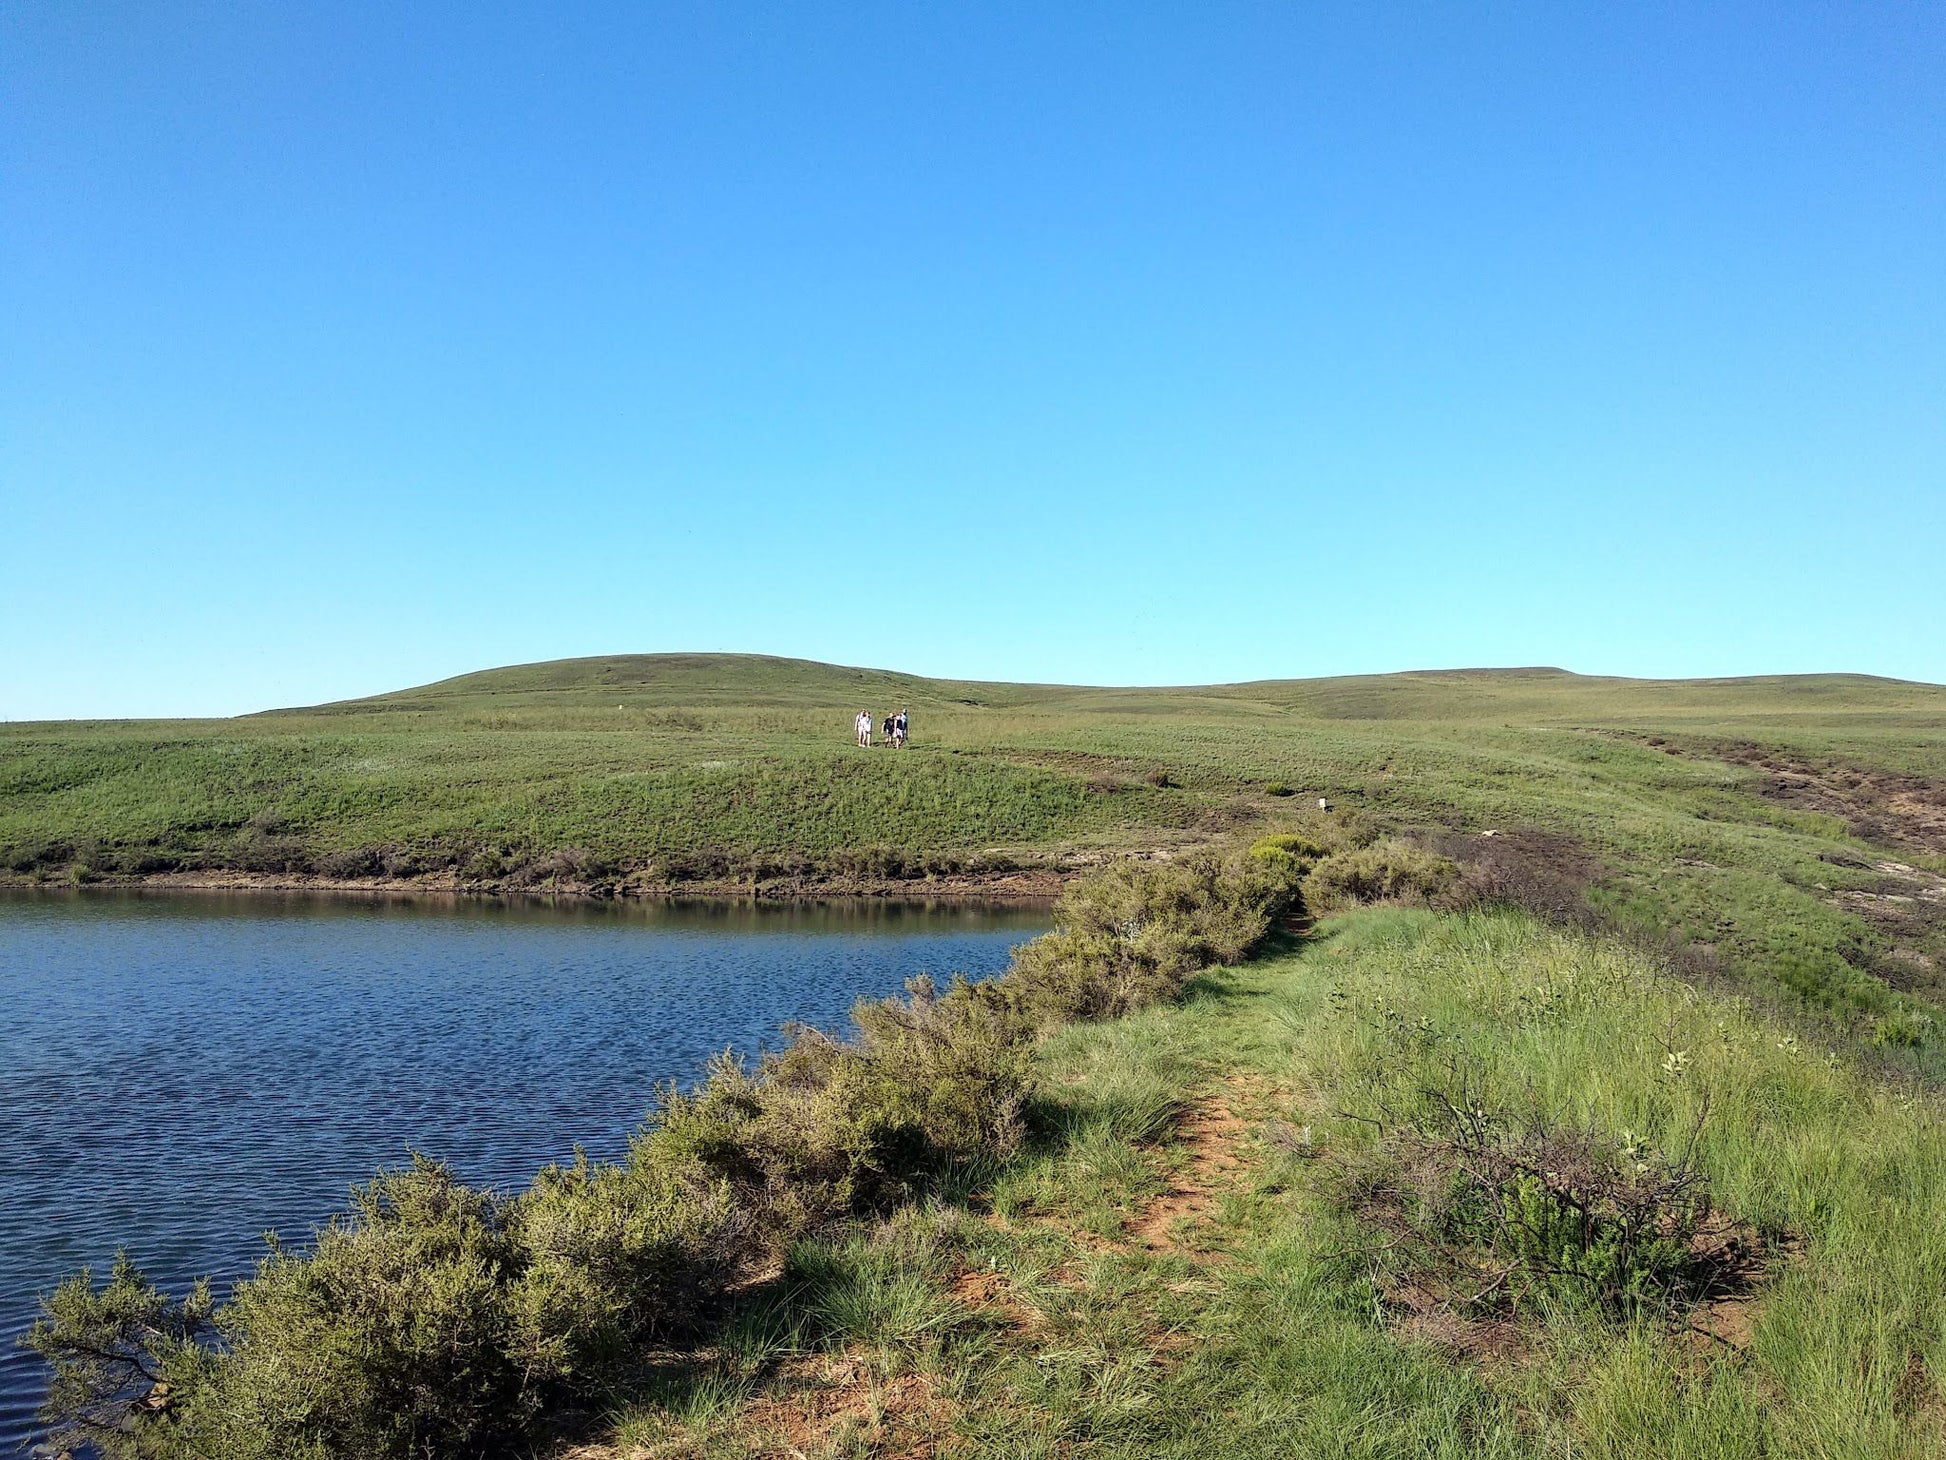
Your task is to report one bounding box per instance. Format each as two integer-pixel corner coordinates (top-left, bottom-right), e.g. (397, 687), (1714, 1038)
(17, 653), (1946, 1457)
(605, 909), (1946, 1459)
(5, 653), (1944, 1061)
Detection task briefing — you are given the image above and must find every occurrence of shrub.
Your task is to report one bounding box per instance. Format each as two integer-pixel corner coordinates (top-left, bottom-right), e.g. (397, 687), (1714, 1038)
(640, 975), (1032, 1227)
(1305, 839), (1456, 910)
(503, 1154), (741, 1388)
(316, 845), (388, 880)
(1263, 782), (1295, 797)
(1248, 833), (1327, 881)
(75, 1160), (531, 1460)
(22, 1253), (215, 1459)
(1873, 1010), (1935, 1048)
(233, 828), (310, 875)
(1006, 850), (1303, 1024)
(1333, 1081), (1729, 1322)
(506, 847), (591, 889)
(28, 1159), (744, 1460)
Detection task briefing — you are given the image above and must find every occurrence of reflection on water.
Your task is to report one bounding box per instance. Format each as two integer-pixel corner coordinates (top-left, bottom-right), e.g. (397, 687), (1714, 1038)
(0, 890), (1047, 1451)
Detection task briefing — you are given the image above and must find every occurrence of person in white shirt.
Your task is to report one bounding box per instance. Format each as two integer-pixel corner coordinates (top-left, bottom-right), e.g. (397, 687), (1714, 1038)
(856, 710), (873, 748)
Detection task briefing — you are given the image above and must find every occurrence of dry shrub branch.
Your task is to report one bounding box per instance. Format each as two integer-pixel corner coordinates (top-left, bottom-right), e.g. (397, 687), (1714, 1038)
(1332, 1062), (1753, 1328)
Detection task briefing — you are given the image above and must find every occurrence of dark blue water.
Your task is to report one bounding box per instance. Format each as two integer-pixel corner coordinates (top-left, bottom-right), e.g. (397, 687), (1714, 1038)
(0, 891), (1045, 1452)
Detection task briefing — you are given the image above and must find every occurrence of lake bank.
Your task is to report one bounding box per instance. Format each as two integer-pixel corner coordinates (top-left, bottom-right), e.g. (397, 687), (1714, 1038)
(568, 908), (1946, 1460)
(0, 863), (1071, 901)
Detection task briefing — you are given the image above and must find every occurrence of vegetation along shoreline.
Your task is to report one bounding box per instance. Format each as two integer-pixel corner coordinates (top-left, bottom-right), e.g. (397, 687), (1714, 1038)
(29, 828), (1946, 1457)
(11, 653), (1946, 1455)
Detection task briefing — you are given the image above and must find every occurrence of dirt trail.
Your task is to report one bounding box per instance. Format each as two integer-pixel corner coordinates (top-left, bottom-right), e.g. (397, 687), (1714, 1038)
(1127, 1079), (1258, 1253)
(557, 1083), (1266, 1458)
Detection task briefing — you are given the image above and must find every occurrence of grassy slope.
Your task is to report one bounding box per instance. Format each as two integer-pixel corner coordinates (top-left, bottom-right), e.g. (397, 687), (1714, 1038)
(5, 653), (1944, 1055)
(595, 909), (1946, 1459)
(10, 659), (1945, 1454)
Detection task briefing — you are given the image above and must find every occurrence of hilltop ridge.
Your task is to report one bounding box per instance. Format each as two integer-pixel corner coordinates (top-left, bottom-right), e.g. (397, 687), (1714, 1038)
(276, 652), (1946, 724)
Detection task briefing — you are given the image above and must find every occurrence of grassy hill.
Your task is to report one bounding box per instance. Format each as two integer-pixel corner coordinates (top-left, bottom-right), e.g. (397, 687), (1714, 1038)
(18, 659), (1946, 1458)
(4, 652), (1945, 1063)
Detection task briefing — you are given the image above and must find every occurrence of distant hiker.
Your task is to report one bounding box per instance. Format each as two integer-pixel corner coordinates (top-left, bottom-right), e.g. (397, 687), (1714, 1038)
(856, 710), (873, 748)
(884, 713), (895, 743)
(894, 708), (909, 747)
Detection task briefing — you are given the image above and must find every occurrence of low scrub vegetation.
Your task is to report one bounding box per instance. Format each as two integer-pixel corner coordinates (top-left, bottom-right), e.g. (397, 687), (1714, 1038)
(589, 909), (1946, 1458)
(1305, 838), (1458, 911)
(1335, 1070), (1732, 1321)
(25, 847), (1306, 1459)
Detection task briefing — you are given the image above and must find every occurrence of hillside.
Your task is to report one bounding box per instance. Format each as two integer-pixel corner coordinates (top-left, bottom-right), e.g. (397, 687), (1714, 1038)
(3, 653), (1945, 1070)
(17, 661), (1946, 1459)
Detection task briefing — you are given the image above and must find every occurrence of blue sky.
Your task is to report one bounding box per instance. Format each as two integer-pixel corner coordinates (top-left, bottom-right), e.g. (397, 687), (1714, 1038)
(3, 3), (1941, 718)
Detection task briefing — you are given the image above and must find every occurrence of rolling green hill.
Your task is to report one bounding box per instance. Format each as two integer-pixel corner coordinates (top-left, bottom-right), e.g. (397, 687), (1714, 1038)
(18, 660), (1946, 1458)
(4, 653), (1944, 1067)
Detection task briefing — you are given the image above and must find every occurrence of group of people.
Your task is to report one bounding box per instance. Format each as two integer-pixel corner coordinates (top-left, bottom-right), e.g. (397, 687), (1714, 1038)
(855, 707), (910, 748)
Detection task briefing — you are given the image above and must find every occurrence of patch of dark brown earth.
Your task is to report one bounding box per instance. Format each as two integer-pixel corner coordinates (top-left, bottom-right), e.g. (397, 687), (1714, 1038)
(1421, 826), (1602, 926)
(1713, 743), (1946, 856)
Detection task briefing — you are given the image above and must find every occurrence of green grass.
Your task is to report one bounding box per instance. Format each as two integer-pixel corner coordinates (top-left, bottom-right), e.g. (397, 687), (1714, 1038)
(605, 909), (1946, 1458)
(13, 648), (1944, 1456)
(5, 652), (1942, 1062)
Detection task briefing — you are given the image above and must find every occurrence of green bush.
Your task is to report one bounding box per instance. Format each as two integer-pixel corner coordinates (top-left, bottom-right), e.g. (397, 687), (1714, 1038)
(21, 1253), (215, 1459)
(1305, 839), (1456, 910)
(175, 1160), (518, 1459)
(642, 974), (1032, 1227)
(1006, 850), (1302, 1025)
(29, 1158), (742, 1460)
(1248, 833), (1327, 883)
(503, 1153), (742, 1390)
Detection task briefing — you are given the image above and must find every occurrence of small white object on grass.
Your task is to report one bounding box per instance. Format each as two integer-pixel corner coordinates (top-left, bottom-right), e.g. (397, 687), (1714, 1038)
(1317, 797), (1330, 811)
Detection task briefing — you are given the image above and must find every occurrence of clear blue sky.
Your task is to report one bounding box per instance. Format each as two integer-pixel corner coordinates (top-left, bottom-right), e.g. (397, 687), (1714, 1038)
(3, 3), (1941, 719)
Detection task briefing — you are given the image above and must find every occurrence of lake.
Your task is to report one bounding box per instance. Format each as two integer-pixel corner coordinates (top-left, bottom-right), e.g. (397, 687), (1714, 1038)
(0, 890), (1047, 1452)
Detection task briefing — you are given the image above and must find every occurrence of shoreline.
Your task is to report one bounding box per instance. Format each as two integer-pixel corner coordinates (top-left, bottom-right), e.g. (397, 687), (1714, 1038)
(0, 866), (1069, 904)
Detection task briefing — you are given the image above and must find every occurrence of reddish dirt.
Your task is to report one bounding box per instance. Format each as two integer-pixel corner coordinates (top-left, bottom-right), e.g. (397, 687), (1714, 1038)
(558, 1354), (951, 1460)
(733, 1357), (951, 1459)
(1676, 1219), (1791, 1359)
(1126, 1082), (1256, 1254)
(1381, 1278), (1528, 1365)
(946, 1266), (1041, 1334)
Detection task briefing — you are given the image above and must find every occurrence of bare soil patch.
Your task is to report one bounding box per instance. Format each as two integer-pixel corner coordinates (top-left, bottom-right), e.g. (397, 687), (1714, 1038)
(1423, 827), (1602, 926)
(1127, 1082), (1256, 1253)
(558, 1353), (952, 1460)
(1714, 743), (1946, 856)
(731, 1357), (950, 1460)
